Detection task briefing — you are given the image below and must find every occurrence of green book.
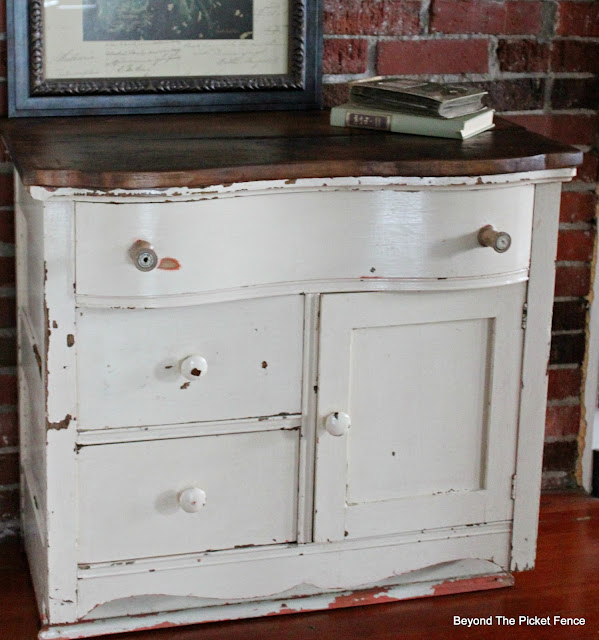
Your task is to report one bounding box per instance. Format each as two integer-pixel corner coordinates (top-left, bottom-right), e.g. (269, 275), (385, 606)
(330, 103), (495, 140)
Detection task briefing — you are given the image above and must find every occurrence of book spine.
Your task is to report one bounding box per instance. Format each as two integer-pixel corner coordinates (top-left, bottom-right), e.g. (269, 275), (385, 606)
(330, 106), (464, 139)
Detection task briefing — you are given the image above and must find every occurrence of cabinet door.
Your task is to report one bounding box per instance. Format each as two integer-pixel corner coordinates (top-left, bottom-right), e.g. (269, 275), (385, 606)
(314, 285), (526, 542)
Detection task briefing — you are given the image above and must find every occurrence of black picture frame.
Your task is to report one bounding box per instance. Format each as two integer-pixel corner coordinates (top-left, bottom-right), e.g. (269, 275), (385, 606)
(7, 0), (322, 117)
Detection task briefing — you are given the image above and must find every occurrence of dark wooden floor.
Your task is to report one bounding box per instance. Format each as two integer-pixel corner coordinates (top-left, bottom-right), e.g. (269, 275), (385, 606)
(2, 493), (599, 640)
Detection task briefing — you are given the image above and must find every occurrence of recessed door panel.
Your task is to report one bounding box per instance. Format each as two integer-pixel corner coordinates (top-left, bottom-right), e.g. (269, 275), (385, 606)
(314, 286), (525, 542)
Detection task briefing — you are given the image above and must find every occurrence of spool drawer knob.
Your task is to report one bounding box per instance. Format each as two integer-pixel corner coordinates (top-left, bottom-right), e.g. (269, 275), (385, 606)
(477, 225), (512, 253)
(129, 240), (158, 271)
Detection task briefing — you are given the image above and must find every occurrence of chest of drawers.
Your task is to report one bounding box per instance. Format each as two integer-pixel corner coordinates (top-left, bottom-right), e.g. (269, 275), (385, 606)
(2, 113), (581, 639)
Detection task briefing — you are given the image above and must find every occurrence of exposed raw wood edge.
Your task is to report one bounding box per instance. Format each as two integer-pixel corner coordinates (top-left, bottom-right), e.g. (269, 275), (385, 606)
(75, 272), (531, 310)
(579, 186), (599, 491)
(40, 571), (512, 640)
(511, 182), (562, 572)
(76, 416), (302, 446)
(28, 170), (576, 202)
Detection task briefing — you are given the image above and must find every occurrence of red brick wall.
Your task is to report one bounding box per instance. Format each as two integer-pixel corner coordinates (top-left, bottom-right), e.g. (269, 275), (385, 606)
(324, 0), (599, 491)
(0, 1), (597, 535)
(0, 1), (18, 539)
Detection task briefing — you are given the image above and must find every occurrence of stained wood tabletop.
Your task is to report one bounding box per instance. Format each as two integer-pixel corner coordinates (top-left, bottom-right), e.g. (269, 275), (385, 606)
(0, 111), (582, 190)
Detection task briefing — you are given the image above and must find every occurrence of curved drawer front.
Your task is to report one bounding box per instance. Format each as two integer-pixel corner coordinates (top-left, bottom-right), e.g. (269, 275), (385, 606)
(78, 429), (300, 563)
(75, 185), (534, 299)
(76, 295), (304, 429)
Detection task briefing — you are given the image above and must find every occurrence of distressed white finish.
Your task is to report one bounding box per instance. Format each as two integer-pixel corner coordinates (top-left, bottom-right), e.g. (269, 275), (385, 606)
(510, 183), (563, 571)
(78, 430), (300, 563)
(76, 296), (304, 429)
(16, 171), (571, 638)
(314, 286), (524, 542)
(74, 187), (534, 301)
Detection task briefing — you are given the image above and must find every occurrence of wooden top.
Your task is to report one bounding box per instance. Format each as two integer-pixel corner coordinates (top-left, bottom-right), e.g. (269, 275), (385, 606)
(0, 111), (582, 190)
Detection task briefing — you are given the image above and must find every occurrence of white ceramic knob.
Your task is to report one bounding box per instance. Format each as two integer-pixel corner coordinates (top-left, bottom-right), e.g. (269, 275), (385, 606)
(180, 355), (208, 381)
(477, 225), (512, 253)
(178, 487), (207, 513)
(325, 411), (351, 436)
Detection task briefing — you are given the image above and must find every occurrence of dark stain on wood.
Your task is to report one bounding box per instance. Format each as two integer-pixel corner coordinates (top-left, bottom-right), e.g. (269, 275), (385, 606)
(52, 321), (58, 329)
(191, 368), (202, 377)
(66, 334), (75, 348)
(0, 113), (582, 191)
(262, 361), (268, 369)
(180, 382), (191, 390)
(32, 344), (42, 378)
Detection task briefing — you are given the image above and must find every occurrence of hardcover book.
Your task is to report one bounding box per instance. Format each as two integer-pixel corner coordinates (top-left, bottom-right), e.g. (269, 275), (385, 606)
(330, 103), (495, 140)
(349, 78), (488, 119)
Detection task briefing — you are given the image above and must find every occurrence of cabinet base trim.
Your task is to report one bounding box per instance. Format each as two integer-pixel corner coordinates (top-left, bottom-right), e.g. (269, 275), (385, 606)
(38, 572), (513, 639)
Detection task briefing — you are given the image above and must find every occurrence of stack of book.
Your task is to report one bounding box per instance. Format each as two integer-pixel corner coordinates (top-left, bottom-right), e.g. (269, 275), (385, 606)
(330, 78), (495, 140)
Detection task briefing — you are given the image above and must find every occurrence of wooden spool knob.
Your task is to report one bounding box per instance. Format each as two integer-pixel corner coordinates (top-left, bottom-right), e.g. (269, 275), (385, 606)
(178, 487), (207, 513)
(477, 225), (512, 253)
(180, 355), (208, 381)
(325, 411), (351, 436)
(129, 240), (158, 271)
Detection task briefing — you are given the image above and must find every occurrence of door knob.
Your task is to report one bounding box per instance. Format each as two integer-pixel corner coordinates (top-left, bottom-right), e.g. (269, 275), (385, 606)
(178, 487), (207, 513)
(325, 411), (351, 436)
(180, 355), (208, 381)
(477, 225), (512, 253)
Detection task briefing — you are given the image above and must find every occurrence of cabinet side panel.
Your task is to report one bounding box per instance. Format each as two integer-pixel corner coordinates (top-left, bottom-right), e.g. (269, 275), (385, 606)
(15, 178), (47, 351)
(511, 182), (562, 571)
(43, 200), (79, 624)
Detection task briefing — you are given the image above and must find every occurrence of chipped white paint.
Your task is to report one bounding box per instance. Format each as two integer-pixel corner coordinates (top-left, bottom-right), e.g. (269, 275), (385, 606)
(314, 286), (524, 542)
(40, 559), (509, 639)
(74, 188), (534, 301)
(16, 169), (572, 638)
(510, 183), (563, 572)
(27, 168), (576, 203)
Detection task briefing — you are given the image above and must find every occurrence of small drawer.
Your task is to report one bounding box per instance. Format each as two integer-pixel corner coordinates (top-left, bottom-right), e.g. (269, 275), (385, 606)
(77, 429), (300, 563)
(76, 295), (304, 429)
(74, 185), (534, 300)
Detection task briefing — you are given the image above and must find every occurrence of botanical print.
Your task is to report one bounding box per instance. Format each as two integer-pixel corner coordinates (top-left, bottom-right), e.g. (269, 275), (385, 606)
(83, 0), (253, 41)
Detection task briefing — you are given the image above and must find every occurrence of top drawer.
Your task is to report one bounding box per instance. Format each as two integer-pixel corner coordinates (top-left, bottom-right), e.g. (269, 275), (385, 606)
(75, 186), (534, 299)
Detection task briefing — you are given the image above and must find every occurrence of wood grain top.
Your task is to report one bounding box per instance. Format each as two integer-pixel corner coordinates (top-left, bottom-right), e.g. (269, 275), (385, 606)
(0, 111), (582, 190)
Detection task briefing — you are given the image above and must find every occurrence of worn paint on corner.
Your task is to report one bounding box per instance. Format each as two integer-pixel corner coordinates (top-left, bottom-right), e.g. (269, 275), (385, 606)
(48, 414), (72, 431)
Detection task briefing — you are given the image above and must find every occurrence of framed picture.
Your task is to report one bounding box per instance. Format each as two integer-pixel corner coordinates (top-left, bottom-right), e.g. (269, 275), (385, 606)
(7, 0), (322, 117)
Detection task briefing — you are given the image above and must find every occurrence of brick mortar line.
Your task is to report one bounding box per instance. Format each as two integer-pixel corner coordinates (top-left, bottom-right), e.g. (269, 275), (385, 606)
(544, 435), (578, 444)
(556, 260), (593, 266)
(0, 446), (18, 455)
(0, 367), (16, 375)
(0, 288), (16, 298)
(558, 222), (595, 230)
(0, 406), (18, 414)
(562, 183), (599, 193)
(548, 363), (581, 370)
(551, 329), (584, 336)
(0, 483), (19, 492)
(547, 398), (582, 407)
